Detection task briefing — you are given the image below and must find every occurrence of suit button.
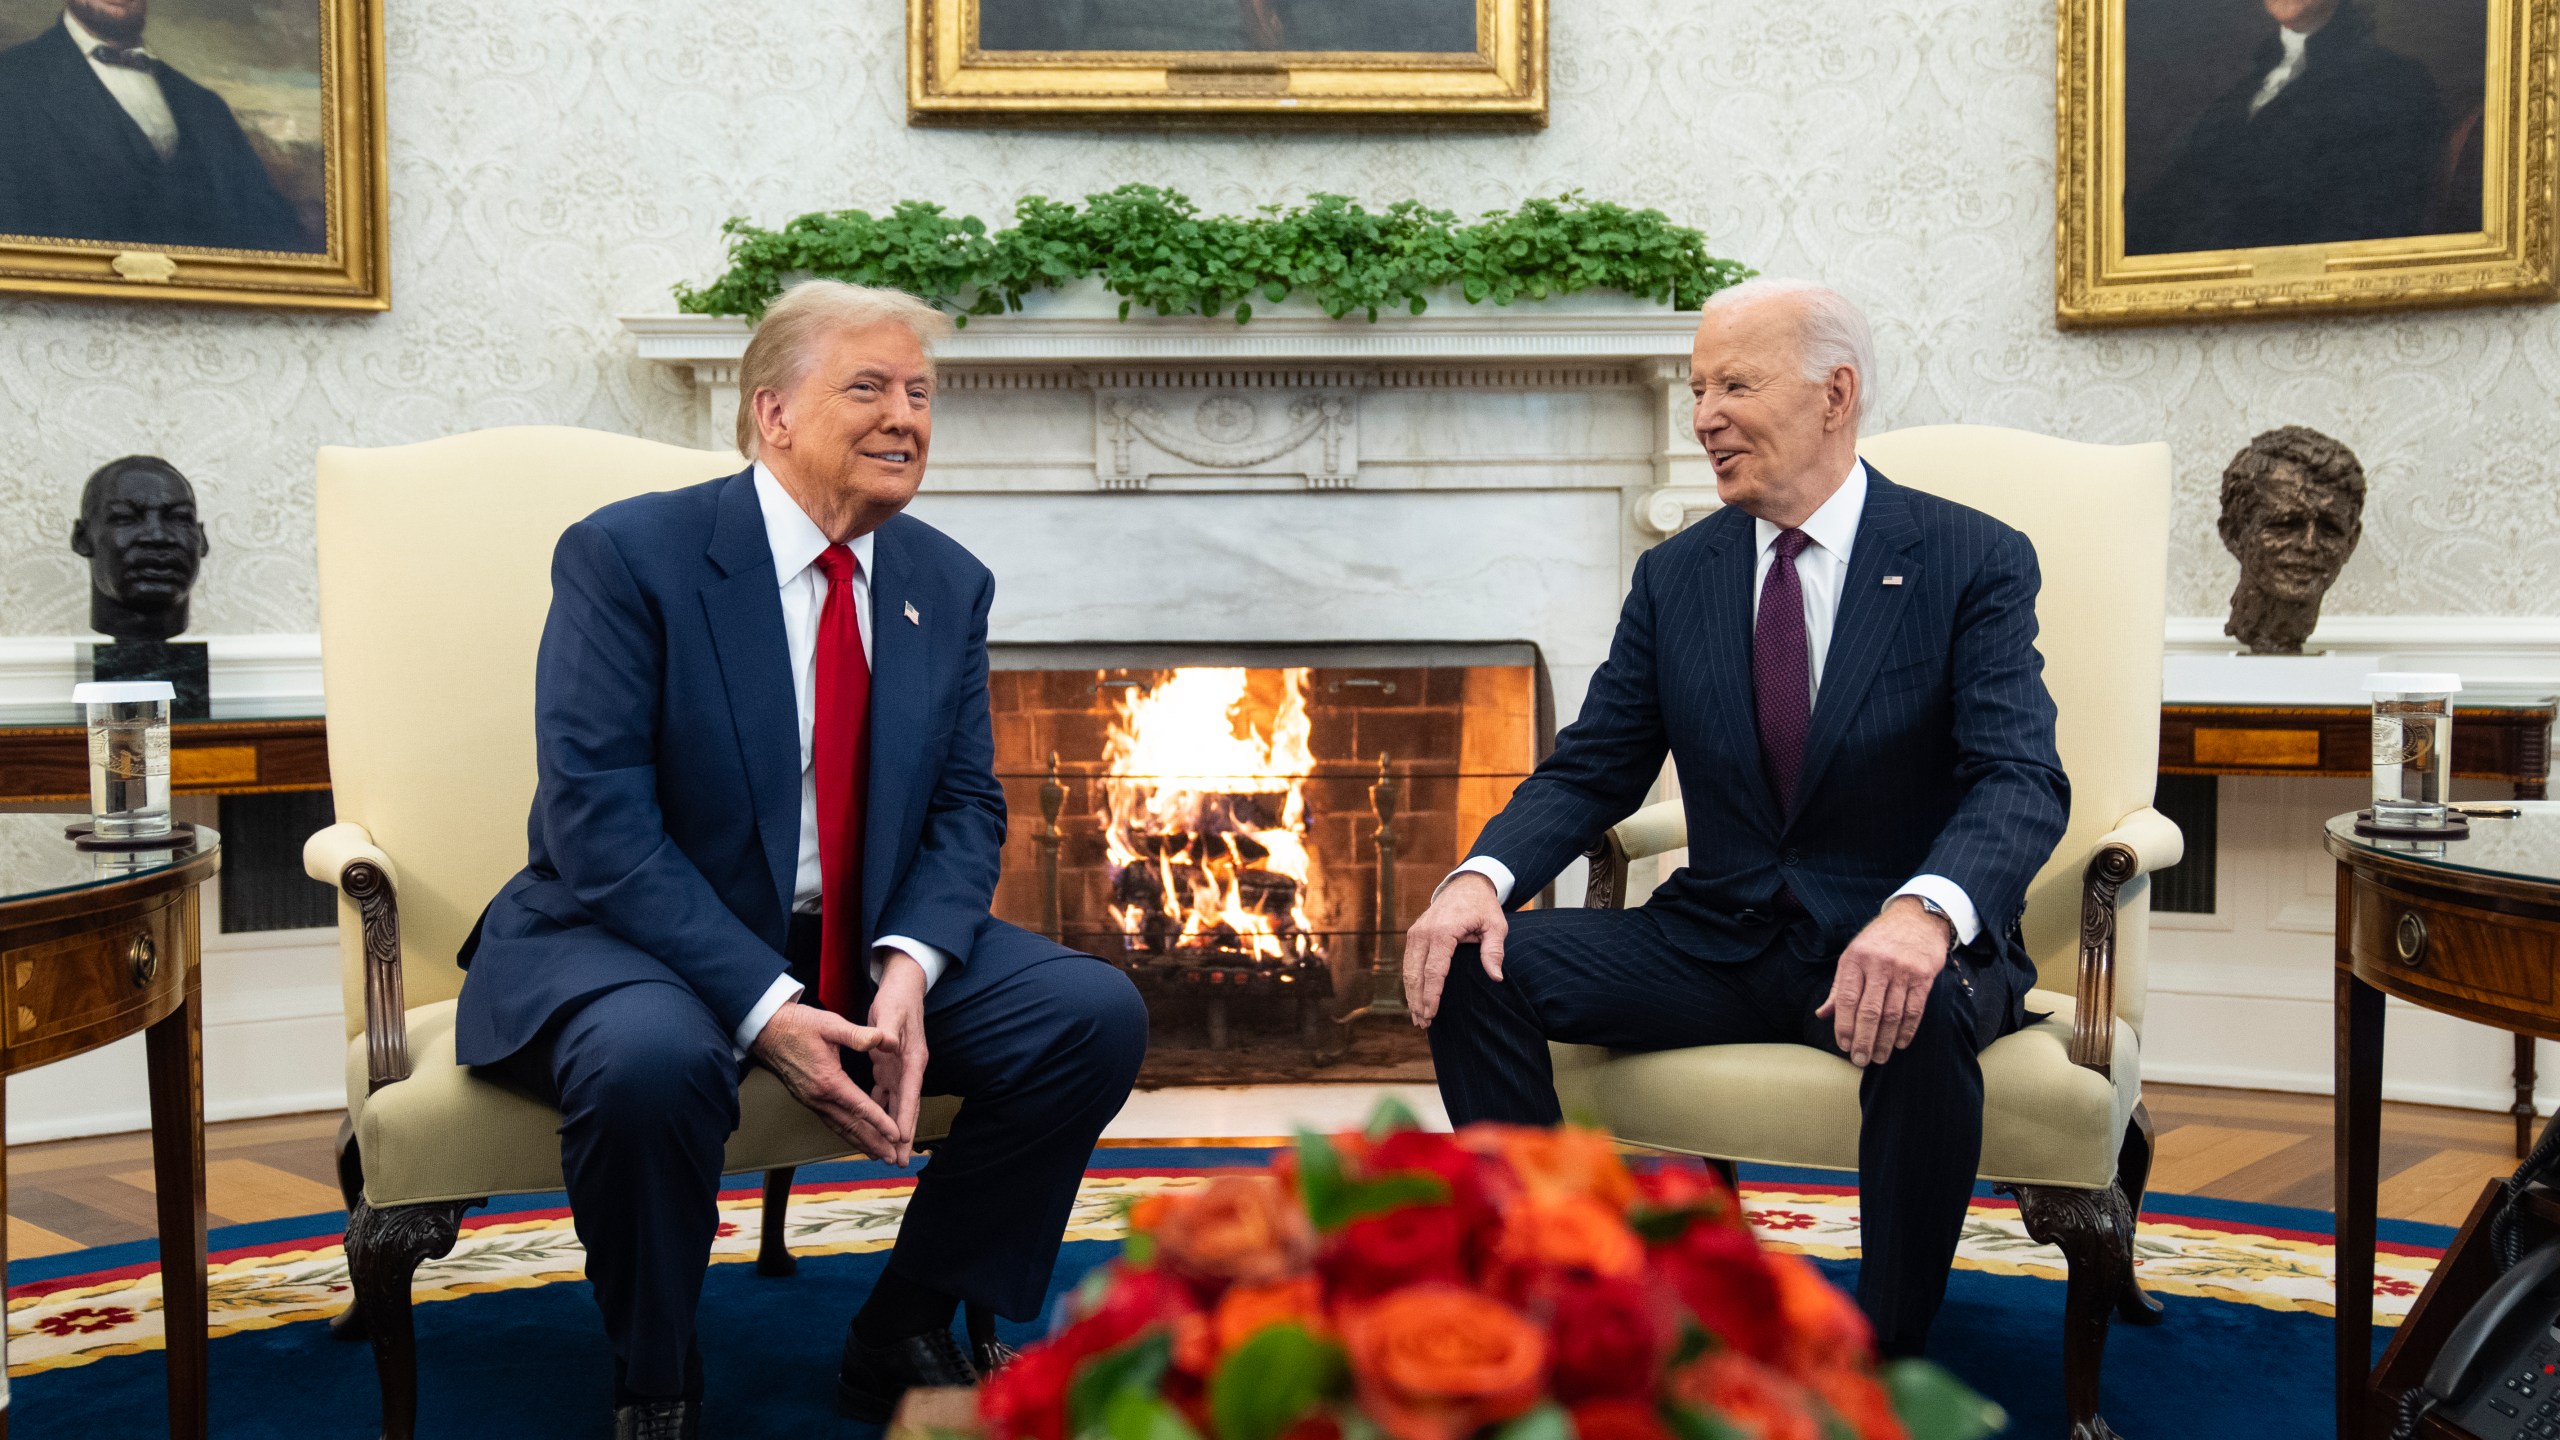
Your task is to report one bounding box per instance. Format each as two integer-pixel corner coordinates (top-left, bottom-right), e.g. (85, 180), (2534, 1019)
(1781, 849), (1800, 867)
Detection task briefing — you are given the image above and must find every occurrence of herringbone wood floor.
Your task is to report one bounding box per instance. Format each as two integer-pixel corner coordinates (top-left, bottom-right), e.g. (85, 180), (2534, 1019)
(0, 1083), (2524, 1254)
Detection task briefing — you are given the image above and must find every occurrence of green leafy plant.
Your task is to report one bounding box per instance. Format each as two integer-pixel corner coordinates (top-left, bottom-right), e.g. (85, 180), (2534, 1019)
(673, 185), (1751, 323)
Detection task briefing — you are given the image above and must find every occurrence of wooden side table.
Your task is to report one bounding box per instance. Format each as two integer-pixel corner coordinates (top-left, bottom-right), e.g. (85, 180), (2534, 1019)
(0, 815), (220, 1440)
(2330, 805), (2560, 1440)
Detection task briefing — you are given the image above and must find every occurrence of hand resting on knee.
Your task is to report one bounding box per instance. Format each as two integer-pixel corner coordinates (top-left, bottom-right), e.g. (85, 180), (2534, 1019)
(1402, 871), (1508, 1026)
(1817, 895), (1956, 1067)
(751, 1001), (904, 1160)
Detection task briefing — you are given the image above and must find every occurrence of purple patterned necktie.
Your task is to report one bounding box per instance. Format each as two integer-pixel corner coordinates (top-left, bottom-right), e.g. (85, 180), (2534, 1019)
(1754, 527), (1814, 813)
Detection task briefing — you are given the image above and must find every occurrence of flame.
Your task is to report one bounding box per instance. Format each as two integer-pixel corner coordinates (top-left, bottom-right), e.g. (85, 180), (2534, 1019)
(1100, 668), (1320, 963)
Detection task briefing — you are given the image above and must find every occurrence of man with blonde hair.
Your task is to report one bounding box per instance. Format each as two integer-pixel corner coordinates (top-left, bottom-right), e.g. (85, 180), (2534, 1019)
(1406, 277), (2069, 1359)
(458, 281), (1146, 1438)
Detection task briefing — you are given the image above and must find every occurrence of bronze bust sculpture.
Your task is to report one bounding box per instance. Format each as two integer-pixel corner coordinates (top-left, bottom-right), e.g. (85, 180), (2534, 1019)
(2219, 426), (2365, 655)
(71, 455), (209, 643)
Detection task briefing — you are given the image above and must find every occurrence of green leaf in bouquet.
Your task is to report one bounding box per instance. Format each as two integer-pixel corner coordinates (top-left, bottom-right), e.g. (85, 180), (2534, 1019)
(1668, 1319), (1712, 1369)
(1209, 1322), (1346, 1440)
(1103, 1388), (1206, 1440)
(1070, 1331), (1175, 1439)
(1295, 1129), (1351, 1229)
(1362, 1095), (1424, 1140)
(1296, 1128), (1451, 1232)
(1882, 1359), (2008, 1440)
(1627, 1205), (1700, 1244)
(1337, 1173), (1450, 1226)
(1492, 1403), (1573, 1440)
(1661, 1403), (1746, 1440)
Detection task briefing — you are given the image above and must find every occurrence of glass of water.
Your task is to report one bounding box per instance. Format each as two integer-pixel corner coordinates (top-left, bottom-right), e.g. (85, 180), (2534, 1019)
(2365, 672), (2461, 831)
(72, 680), (174, 840)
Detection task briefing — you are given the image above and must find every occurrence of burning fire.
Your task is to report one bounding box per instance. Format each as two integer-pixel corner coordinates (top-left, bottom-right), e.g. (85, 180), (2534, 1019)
(1100, 668), (1322, 964)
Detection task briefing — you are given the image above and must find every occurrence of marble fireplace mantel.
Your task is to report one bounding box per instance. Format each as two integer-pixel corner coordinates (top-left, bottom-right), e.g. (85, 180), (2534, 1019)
(623, 301), (1720, 797)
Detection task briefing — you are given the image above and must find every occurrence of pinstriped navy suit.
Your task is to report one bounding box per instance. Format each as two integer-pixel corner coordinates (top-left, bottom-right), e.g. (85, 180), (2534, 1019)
(1426, 463), (2069, 1355)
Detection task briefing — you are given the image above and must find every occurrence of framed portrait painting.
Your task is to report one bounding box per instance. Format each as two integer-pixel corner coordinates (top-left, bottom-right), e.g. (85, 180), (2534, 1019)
(0, 0), (387, 310)
(906, 0), (1544, 126)
(2057, 0), (2556, 327)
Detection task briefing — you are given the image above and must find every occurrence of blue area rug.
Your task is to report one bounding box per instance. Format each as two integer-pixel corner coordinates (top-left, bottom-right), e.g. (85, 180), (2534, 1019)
(6, 1150), (2446, 1437)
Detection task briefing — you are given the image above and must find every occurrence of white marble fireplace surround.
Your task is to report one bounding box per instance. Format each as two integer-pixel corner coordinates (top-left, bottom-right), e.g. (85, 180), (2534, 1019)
(626, 297), (1715, 780)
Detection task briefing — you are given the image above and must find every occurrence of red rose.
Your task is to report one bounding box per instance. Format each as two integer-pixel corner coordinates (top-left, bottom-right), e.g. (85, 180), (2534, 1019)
(1570, 1399), (1675, 1440)
(1766, 1254), (1875, 1376)
(1667, 1352), (1822, 1440)
(1054, 1264), (1197, 1363)
(980, 1340), (1079, 1440)
(1656, 1215), (1784, 1363)
(1324, 1203), (1469, 1301)
(1633, 1163), (1742, 1230)
(1366, 1130), (1504, 1251)
(1541, 1273), (1673, 1405)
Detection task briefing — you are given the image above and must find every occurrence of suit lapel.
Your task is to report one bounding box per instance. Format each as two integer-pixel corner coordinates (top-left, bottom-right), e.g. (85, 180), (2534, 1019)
(862, 519), (930, 937)
(1689, 508), (1762, 766)
(698, 470), (801, 918)
(1792, 466), (1923, 819)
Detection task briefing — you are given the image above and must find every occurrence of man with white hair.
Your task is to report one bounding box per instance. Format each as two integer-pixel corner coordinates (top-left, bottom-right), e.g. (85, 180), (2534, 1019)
(1406, 277), (2069, 1358)
(457, 281), (1146, 1438)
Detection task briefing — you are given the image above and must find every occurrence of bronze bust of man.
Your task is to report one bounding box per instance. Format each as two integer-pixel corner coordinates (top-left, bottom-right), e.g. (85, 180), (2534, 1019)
(70, 455), (209, 642)
(2219, 426), (2365, 654)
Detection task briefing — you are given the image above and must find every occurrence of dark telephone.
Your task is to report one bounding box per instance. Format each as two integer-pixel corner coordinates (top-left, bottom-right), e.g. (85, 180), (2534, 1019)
(2415, 1241), (2560, 1438)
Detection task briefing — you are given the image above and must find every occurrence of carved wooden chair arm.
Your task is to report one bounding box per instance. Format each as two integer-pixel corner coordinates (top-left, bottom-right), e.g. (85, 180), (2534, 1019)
(2069, 806), (2185, 1075)
(304, 821), (412, 1092)
(1581, 800), (1687, 910)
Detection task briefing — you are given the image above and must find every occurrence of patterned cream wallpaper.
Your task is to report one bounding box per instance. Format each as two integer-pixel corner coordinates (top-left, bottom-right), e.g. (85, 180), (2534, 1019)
(2, 0), (2554, 635)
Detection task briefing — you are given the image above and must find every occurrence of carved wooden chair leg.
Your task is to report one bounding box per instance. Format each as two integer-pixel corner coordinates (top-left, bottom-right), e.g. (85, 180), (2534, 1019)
(758, 1167), (798, 1277)
(2113, 1101), (2164, 1325)
(2010, 1182), (2130, 1440)
(345, 1197), (474, 1440)
(330, 1121), (370, 1342)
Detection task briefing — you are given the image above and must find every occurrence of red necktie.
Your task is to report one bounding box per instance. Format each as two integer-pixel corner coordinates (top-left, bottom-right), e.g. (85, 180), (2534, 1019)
(812, 545), (871, 1017)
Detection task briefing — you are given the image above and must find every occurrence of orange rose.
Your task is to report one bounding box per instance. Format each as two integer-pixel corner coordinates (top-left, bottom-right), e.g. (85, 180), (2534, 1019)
(1215, 1275), (1328, 1353)
(1493, 1194), (1644, 1280)
(1807, 1368), (1907, 1440)
(1153, 1176), (1317, 1288)
(1128, 1193), (1176, 1235)
(1667, 1352), (1822, 1440)
(1341, 1286), (1547, 1440)
(1490, 1126), (1638, 1208)
(1766, 1254), (1875, 1376)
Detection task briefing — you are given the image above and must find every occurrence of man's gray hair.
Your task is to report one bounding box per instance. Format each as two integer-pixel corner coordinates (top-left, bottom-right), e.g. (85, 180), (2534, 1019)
(1703, 277), (1876, 423)
(734, 281), (956, 458)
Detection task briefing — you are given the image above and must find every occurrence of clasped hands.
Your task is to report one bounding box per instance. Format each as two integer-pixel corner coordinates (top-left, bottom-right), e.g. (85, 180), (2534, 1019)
(749, 950), (930, 1165)
(1401, 876), (1953, 1068)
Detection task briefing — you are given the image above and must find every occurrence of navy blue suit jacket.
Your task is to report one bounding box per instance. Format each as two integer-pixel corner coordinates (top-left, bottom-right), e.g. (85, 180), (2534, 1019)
(1469, 465), (2071, 1019)
(453, 467), (1072, 1067)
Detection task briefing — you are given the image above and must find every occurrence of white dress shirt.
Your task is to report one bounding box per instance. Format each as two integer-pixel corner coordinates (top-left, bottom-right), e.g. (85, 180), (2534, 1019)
(731, 462), (953, 1054)
(2248, 25), (2314, 118)
(62, 10), (179, 161)
(1449, 460), (1982, 946)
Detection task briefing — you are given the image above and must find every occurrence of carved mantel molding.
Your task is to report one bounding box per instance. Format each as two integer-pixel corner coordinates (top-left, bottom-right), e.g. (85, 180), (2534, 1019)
(620, 306), (1711, 508)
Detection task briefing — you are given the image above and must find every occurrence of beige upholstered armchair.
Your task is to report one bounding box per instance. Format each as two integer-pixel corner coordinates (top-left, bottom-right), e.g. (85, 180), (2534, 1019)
(303, 426), (959, 1440)
(1553, 425), (2181, 1440)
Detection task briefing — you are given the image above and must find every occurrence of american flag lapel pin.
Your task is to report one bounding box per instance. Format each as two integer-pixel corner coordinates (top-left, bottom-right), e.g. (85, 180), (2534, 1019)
(903, 601), (921, 625)
(1882, 575), (1904, 586)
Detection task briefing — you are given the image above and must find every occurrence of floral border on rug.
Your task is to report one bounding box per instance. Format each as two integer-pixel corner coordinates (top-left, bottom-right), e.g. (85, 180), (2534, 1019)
(3, 1175), (2440, 1378)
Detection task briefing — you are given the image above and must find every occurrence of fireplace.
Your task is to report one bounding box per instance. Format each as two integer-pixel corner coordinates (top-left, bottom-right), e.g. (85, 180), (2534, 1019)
(987, 643), (1549, 1068)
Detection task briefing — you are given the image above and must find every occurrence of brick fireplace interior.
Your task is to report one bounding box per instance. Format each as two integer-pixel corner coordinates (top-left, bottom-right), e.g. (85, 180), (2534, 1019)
(986, 643), (1548, 1071)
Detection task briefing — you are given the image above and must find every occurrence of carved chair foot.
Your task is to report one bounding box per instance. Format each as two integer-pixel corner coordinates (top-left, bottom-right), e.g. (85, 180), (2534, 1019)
(2008, 1181), (2132, 1440)
(345, 1197), (476, 1440)
(757, 1167), (798, 1277)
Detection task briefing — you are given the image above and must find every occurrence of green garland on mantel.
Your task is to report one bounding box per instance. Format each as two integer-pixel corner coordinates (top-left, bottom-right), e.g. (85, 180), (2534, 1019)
(673, 184), (1751, 325)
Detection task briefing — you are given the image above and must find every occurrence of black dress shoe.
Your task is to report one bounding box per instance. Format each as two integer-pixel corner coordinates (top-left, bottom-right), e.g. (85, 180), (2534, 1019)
(614, 1397), (701, 1440)
(838, 1325), (978, 1423)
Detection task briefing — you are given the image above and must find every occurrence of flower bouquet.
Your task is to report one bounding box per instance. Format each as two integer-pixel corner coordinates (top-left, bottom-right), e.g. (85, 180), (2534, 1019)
(980, 1105), (2004, 1440)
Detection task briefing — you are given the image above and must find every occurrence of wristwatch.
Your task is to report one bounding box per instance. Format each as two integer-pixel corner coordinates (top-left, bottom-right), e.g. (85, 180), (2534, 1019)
(1910, 894), (1957, 948)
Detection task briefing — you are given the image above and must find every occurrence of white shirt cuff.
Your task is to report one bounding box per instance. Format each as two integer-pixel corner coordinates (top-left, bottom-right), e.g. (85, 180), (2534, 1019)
(733, 972), (805, 1059)
(872, 935), (952, 991)
(1439, 856), (1516, 907)
(1890, 874), (1981, 946)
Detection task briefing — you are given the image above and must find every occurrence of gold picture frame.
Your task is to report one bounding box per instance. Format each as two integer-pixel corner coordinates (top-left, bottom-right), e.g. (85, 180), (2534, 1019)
(0, 0), (389, 310)
(2056, 0), (2556, 328)
(907, 0), (1544, 127)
